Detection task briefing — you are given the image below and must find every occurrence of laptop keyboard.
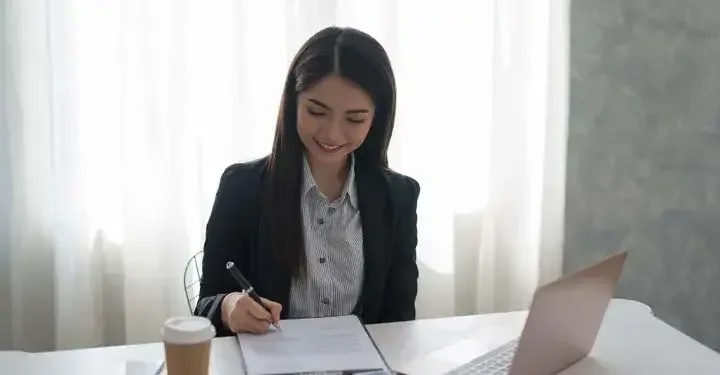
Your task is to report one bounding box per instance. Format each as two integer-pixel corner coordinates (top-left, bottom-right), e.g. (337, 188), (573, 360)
(444, 338), (519, 375)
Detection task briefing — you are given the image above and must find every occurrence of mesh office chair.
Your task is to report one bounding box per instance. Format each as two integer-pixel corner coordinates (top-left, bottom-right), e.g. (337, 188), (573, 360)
(183, 251), (204, 313)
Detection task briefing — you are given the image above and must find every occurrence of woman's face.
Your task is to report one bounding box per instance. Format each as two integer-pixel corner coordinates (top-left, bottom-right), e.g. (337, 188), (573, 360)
(297, 74), (375, 166)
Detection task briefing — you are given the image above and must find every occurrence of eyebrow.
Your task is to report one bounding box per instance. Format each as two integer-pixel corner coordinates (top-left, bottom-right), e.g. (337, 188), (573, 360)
(307, 98), (370, 114)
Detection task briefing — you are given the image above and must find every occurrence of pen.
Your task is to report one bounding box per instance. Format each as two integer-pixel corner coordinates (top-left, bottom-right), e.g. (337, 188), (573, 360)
(225, 261), (282, 332)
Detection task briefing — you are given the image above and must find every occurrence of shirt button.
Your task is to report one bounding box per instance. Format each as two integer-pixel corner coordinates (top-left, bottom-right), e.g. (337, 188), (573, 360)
(327, 207), (336, 215)
(319, 257), (326, 264)
(317, 218), (324, 225)
(321, 297), (330, 305)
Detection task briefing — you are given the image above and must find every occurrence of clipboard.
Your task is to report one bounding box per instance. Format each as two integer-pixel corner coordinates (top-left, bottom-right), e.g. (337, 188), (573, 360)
(236, 315), (397, 375)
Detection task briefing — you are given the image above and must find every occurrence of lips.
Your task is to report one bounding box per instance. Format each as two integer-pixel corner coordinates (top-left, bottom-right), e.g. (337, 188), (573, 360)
(315, 139), (343, 152)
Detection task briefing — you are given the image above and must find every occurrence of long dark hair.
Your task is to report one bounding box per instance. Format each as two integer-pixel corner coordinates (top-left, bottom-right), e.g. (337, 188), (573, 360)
(264, 26), (397, 278)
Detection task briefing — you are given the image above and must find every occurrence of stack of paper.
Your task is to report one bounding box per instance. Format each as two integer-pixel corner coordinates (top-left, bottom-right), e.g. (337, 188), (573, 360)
(237, 315), (391, 374)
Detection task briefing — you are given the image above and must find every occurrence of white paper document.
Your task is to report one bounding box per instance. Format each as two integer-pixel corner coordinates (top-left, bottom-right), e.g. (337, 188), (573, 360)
(237, 315), (390, 374)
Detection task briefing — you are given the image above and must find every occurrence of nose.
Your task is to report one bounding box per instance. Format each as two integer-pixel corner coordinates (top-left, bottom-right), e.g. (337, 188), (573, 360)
(321, 116), (343, 143)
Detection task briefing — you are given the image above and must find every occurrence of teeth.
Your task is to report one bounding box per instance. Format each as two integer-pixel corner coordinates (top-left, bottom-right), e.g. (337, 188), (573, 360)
(317, 141), (341, 151)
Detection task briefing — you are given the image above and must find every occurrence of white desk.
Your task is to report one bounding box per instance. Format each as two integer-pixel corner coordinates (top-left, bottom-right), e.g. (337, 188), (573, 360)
(4, 299), (720, 374)
(392, 300), (720, 374)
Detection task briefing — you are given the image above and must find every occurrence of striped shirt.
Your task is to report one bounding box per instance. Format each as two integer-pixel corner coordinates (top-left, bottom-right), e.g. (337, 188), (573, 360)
(286, 156), (364, 319)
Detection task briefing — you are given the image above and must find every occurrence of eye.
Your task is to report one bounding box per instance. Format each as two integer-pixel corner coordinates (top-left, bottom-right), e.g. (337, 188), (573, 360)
(346, 117), (366, 124)
(307, 108), (326, 117)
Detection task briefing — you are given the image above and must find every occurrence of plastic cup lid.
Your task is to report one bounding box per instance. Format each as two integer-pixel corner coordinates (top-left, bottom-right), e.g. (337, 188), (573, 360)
(161, 316), (216, 345)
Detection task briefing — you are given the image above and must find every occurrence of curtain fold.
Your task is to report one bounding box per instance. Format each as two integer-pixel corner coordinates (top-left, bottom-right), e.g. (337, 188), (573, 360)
(472, 0), (569, 314)
(0, 0), (567, 350)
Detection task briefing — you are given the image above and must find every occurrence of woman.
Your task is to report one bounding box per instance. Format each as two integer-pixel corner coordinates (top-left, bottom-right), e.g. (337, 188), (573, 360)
(195, 26), (420, 336)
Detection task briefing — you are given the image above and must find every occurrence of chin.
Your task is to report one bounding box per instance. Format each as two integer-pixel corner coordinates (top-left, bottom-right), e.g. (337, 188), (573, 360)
(308, 149), (350, 164)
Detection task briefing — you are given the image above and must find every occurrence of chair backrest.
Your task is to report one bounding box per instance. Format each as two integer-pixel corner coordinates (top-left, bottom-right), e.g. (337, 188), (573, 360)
(183, 251), (204, 313)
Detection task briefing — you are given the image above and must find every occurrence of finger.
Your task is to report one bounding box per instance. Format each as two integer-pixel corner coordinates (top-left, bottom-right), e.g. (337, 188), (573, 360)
(235, 293), (271, 321)
(228, 309), (268, 334)
(233, 291), (250, 307)
(250, 319), (271, 334)
(261, 298), (283, 323)
(245, 298), (272, 321)
(241, 311), (271, 333)
(228, 305), (255, 333)
(227, 311), (245, 333)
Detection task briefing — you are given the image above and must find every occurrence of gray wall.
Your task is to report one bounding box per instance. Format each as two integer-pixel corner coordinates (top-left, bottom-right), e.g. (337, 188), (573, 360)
(565, 0), (720, 351)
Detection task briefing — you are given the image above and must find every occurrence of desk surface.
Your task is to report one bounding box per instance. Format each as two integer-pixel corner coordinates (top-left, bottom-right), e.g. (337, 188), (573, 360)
(4, 299), (720, 374)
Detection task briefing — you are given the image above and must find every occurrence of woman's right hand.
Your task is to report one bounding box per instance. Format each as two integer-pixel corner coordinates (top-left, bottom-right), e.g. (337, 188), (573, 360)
(221, 292), (283, 334)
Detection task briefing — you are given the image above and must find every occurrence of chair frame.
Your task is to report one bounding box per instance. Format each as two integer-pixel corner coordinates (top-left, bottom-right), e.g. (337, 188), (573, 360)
(183, 251), (204, 313)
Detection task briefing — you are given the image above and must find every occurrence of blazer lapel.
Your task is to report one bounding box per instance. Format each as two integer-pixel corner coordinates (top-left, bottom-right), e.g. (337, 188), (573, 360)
(355, 164), (389, 319)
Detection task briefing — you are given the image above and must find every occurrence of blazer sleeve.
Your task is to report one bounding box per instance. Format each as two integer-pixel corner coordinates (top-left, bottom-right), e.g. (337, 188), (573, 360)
(379, 176), (421, 322)
(193, 165), (254, 337)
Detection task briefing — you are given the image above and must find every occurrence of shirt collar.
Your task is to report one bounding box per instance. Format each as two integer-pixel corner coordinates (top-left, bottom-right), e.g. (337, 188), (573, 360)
(302, 154), (358, 209)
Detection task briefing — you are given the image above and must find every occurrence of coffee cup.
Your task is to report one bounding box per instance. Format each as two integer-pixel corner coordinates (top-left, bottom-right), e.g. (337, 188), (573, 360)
(161, 316), (216, 375)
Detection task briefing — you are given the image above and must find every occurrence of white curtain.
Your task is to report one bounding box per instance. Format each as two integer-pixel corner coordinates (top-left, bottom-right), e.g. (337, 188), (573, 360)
(0, 0), (568, 350)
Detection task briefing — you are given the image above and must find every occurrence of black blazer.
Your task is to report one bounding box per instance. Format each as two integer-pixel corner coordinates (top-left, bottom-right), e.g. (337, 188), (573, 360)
(194, 156), (420, 337)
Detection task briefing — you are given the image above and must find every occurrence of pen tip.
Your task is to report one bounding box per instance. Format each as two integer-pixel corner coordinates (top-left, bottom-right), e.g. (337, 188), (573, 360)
(225, 261), (234, 269)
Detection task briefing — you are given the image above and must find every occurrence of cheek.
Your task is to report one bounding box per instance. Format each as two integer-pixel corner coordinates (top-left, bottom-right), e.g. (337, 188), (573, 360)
(346, 123), (372, 146)
(296, 111), (318, 136)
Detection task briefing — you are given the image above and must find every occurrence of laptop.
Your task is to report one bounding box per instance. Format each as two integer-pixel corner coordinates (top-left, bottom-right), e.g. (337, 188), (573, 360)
(442, 251), (629, 375)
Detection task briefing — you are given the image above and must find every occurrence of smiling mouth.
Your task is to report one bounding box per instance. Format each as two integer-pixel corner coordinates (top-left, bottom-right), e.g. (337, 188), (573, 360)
(315, 139), (344, 152)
